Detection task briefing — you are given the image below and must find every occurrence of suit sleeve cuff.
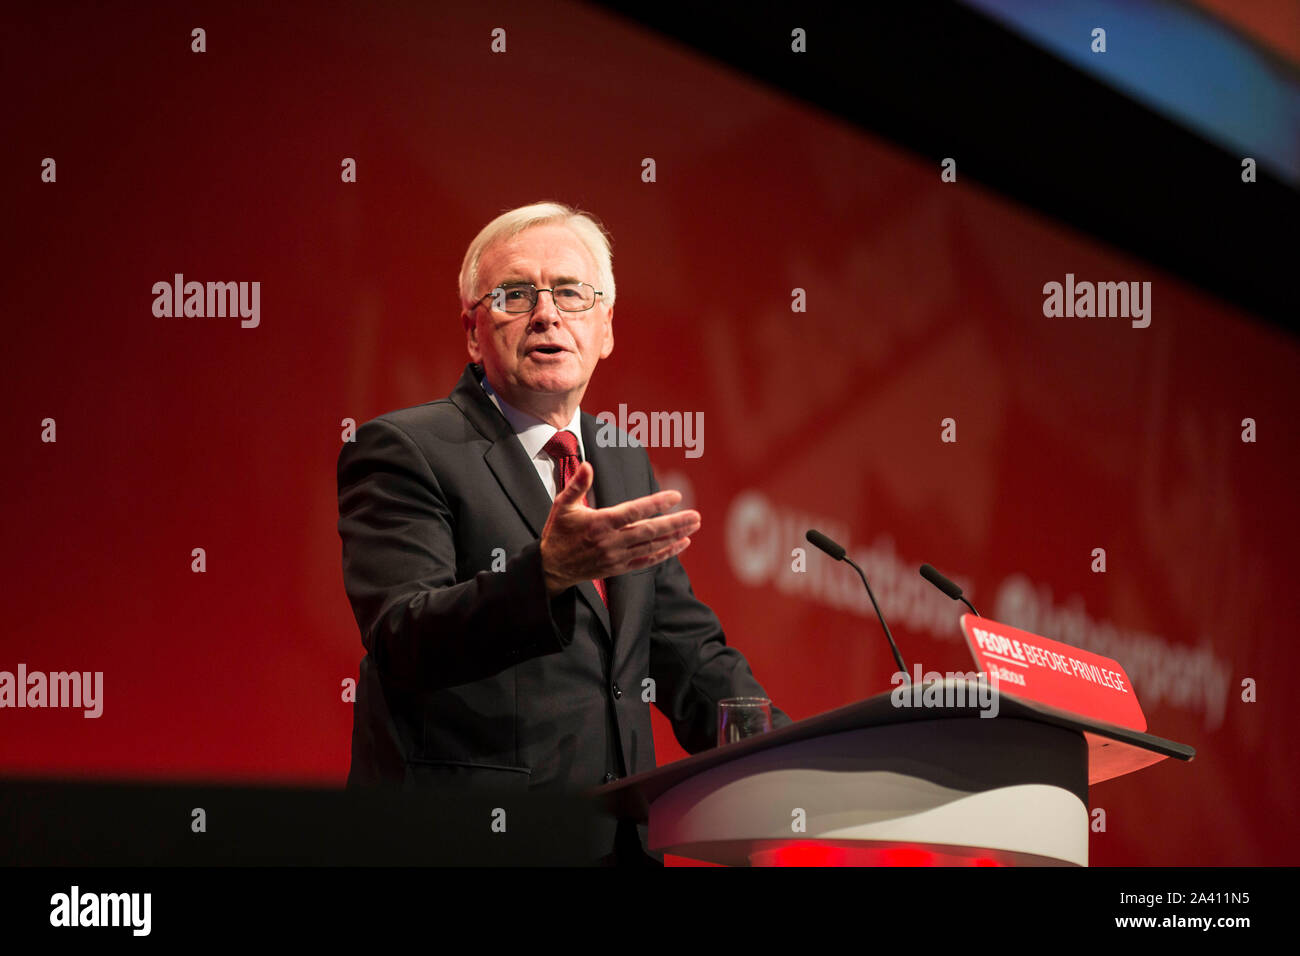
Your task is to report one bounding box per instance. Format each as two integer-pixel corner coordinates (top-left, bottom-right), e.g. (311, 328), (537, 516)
(498, 539), (578, 662)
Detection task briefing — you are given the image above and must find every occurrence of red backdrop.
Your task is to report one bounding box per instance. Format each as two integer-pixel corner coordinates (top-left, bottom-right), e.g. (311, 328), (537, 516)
(3, 0), (1296, 865)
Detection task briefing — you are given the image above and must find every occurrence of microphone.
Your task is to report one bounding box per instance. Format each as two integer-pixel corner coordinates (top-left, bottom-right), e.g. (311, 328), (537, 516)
(805, 529), (908, 680)
(919, 563), (981, 616)
(804, 528), (845, 561)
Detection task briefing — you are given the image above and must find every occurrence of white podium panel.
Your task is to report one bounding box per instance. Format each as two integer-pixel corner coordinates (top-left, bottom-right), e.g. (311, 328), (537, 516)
(650, 719), (1089, 866)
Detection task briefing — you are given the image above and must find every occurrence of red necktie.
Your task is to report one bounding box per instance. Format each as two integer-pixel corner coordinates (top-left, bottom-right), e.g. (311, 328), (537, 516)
(543, 430), (607, 605)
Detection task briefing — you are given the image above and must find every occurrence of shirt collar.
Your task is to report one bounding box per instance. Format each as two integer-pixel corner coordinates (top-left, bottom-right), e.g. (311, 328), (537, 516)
(480, 374), (586, 462)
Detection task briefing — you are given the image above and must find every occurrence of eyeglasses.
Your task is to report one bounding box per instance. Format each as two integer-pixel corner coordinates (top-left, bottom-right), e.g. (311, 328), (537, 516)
(472, 281), (603, 314)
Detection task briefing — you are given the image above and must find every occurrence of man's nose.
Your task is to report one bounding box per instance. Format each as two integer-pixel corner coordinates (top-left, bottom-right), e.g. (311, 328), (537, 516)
(528, 290), (563, 325)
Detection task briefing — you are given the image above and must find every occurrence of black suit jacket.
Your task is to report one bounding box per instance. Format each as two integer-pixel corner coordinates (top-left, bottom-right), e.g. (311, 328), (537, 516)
(337, 363), (791, 859)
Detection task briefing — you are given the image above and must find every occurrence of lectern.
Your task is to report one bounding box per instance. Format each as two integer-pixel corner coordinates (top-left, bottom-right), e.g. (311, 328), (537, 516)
(594, 682), (1194, 866)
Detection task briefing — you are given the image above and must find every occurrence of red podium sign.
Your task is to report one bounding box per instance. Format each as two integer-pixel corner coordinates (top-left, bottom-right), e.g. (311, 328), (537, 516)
(960, 614), (1147, 731)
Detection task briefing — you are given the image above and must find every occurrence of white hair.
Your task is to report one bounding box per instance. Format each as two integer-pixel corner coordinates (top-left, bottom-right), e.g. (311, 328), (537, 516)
(458, 201), (616, 313)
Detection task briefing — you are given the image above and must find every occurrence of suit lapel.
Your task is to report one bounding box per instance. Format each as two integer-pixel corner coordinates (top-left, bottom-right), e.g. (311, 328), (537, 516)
(583, 411), (630, 647)
(450, 365), (612, 641)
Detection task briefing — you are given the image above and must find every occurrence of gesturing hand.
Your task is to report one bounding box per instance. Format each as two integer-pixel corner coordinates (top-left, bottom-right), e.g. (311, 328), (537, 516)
(539, 461), (700, 597)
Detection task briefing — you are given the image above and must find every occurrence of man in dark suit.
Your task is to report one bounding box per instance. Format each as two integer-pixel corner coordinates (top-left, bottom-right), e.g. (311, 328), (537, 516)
(337, 201), (791, 864)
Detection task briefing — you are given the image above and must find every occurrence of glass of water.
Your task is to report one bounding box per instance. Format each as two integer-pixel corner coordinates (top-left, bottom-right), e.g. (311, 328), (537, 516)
(717, 697), (773, 746)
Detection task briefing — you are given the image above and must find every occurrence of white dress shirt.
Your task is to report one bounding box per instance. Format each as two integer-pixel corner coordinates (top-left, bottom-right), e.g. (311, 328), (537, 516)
(480, 375), (586, 501)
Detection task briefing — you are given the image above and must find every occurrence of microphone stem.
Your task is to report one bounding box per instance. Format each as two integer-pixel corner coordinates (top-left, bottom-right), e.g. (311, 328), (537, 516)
(845, 556), (909, 680)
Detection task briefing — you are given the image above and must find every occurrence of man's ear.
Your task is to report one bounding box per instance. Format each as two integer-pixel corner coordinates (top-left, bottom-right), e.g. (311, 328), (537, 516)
(463, 310), (482, 362)
(599, 307), (614, 359)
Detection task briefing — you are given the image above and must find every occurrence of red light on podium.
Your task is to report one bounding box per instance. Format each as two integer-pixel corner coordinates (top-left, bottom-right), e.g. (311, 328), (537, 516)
(748, 842), (1013, 866)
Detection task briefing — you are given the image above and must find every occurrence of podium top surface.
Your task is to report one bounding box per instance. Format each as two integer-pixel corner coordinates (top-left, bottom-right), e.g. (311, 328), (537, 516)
(594, 683), (1195, 820)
